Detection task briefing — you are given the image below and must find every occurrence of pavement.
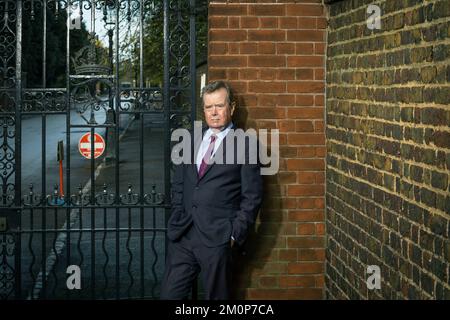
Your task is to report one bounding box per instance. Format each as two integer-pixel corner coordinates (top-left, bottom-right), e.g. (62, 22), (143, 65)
(20, 113), (170, 300)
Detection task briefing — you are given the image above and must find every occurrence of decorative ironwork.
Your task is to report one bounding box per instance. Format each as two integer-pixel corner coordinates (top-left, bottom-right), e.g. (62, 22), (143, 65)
(0, 234), (15, 300)
(0, 116), (15, 206)
(46, 184), (65, 206)
(70, 17), (114, 124)
(22, 89), (67, 112)
(0, 1), (17, 207)
(71, 78), (114, 124)
(170, 113), (191, 130)
(143, 184), (165, 205)
(0, 92), (15, 113)
(23, 184), (42, 206)
(120, 183), (139, 205)
(71, 33), (110, 75)
(69, 184), (92, 206)
(0, 0), (16, 91)
(22, 182), (165, 207)
(1, 0), (204, 300)
(168, 0), (192, 117)
(120, 88), (163, 112)
(45, 1), (69, 13)
(95, 183), (115, 205)
(23, 0), (43, 21)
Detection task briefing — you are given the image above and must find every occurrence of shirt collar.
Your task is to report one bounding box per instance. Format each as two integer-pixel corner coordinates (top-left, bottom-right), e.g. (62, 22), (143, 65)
(204, 122), (233, 141)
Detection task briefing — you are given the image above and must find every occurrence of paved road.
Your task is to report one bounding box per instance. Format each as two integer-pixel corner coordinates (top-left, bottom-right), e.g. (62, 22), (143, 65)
(22, 108), (111, 196)
(18, 110), (169, 300)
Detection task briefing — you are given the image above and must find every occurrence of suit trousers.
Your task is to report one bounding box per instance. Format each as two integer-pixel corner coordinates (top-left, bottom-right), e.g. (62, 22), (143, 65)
(160, 224), (233, 300)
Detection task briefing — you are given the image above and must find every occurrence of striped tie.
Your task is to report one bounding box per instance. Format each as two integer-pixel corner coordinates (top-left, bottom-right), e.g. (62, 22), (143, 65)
(198, 134), (217, 178)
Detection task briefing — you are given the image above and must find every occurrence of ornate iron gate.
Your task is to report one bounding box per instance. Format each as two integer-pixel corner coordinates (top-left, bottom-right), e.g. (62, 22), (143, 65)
(0, 0), (206, 299)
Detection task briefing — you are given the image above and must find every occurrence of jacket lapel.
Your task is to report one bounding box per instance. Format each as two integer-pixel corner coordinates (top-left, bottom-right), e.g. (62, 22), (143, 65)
(191, 126), (207, 179)
(197, 123), (235, 181)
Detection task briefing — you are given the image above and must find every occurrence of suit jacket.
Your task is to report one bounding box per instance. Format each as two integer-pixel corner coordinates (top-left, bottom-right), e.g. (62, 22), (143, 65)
(167, 124), (263, 248)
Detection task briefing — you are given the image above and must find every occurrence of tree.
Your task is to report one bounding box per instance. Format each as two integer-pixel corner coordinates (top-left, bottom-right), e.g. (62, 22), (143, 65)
(120, 1), (208, 87)
(20, 1), (207, 89)
(22, 6), (90, 88)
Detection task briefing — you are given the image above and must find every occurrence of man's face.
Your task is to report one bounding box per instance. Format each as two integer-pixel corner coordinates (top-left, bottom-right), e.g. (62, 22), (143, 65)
(203, 88), (235, 132)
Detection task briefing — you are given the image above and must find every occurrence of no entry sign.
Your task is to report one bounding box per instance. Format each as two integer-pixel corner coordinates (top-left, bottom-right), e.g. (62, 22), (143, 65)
(78, 133), (106, 159)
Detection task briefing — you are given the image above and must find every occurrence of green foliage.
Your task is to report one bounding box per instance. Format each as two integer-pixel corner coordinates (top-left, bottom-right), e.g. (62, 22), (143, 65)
(126, 1), (208, 87)
(142, 3), (164, 87)
(22, 7), (90, 88)
(21, 3), (207, 89)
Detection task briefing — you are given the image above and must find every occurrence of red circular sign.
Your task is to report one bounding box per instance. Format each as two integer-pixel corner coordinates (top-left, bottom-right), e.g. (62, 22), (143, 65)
(78, 133), (106, 159)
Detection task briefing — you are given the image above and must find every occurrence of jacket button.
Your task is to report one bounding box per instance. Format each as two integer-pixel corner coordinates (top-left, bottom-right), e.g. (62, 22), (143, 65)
(192, 205), (197, 209)
(195, 186), (199, 190)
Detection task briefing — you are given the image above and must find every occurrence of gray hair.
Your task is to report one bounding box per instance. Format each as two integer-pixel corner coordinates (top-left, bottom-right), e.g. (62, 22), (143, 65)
(201, 80), (235, 107)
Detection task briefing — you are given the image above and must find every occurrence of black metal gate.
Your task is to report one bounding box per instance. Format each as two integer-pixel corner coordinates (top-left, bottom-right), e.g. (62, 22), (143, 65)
(0, 0), (206, 299)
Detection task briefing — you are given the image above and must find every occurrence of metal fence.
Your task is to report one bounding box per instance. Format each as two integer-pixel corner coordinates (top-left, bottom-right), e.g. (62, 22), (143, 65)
(0, 0), (205, 299)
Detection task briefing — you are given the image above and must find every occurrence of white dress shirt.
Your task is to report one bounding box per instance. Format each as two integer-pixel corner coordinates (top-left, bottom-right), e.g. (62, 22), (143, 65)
(196, 122), (233, 171)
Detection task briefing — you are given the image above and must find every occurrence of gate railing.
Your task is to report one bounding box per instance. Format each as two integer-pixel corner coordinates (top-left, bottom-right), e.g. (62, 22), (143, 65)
(0, 0), (205, 300)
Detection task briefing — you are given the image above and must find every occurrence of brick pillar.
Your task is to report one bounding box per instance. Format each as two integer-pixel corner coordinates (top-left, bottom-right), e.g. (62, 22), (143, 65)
(208, 0), (327, 299)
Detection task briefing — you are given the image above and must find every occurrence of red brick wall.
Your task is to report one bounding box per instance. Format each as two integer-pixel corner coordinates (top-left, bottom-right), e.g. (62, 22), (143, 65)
(208, 0), (327, 299)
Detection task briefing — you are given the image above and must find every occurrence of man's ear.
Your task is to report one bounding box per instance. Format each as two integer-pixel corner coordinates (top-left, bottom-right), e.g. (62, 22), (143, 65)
(230, 101), (236, 116)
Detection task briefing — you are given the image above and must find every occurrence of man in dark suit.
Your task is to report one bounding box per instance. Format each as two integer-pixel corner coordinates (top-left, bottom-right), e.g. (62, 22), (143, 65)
(160, 81), (263, 300)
